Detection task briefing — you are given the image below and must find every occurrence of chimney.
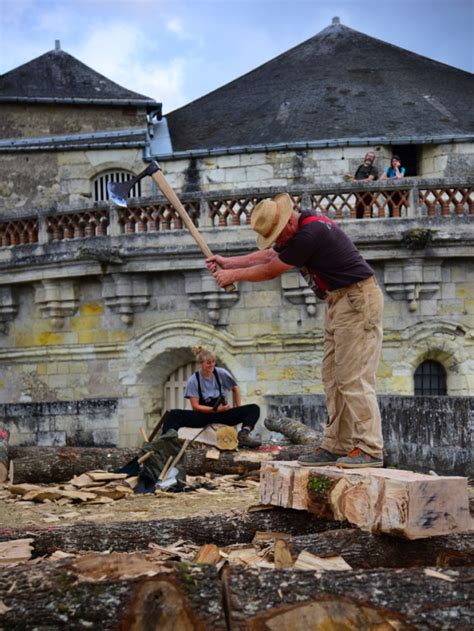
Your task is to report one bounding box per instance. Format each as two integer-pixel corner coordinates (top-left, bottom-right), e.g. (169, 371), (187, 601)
(332, 17), (340, 25)
(55, 40), (61, 51)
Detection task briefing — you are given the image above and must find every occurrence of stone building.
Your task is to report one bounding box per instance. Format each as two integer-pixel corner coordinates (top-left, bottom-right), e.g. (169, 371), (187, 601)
(0, 21), (472, 456)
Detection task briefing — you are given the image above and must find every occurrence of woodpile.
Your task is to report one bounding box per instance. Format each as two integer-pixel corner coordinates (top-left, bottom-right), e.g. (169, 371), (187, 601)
(260, 461), (472, 539)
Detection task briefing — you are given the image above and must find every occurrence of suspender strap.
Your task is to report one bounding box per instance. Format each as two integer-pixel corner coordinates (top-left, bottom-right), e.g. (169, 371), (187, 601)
(300, 215), (336, 292)
(195, 369), (224, 403)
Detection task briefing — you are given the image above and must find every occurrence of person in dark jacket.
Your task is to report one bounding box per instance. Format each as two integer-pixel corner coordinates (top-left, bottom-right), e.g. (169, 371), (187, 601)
(348, 151), (379, 219)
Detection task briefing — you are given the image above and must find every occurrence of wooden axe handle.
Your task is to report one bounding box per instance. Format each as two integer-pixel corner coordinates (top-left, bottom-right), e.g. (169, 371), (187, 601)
(151, 170), (237, 293)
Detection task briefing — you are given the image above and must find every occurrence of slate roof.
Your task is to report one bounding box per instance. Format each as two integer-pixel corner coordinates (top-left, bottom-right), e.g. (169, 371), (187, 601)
(166, 21), (474, 153)
(0, 47), (158, 108)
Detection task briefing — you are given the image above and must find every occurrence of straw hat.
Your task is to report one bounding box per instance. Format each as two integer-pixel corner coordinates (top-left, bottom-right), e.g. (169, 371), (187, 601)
(250, 193), (293, 249)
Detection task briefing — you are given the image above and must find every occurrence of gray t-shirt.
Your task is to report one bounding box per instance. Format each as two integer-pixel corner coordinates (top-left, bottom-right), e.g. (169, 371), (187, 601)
(184, 367), (237, 402)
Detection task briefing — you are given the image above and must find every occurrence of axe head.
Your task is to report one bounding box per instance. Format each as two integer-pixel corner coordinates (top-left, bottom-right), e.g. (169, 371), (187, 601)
(107, 180), (132, 207)
(107, 161), (161, 207)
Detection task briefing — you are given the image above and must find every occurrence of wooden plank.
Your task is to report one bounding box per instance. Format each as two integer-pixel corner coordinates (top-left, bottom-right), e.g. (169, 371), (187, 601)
(260, 461), (471, 539)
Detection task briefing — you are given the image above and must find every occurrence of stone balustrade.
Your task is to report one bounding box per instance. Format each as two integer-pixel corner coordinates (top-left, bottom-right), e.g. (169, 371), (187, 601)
(0, 178), (472, 248)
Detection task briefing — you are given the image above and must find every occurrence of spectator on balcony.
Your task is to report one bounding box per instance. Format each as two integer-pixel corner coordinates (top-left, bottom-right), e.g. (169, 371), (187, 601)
(380, 155), (406, 217)
(207, 193), (384, 469)
(346, 151), (379, 219)
(161, 346), (261, 448)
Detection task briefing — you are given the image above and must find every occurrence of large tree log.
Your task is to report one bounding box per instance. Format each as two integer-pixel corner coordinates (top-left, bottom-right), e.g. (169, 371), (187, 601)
(8, 445), (311, 483)
(264, 416), (321, 444)
(0, 555), (226, 630)
(1, 557), (472, 630)
(0, 509), (350, 556)
(288, 528), (474, 569)
(225, 565), (474, 630)
(261, 461), (471, 539)
(8, 446), (137, 483)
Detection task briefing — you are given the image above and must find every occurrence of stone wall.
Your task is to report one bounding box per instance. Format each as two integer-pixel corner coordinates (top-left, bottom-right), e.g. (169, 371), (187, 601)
(0, 399), (119, 447)
(266, 394), (473, 477)
(0, 104), (146, 139)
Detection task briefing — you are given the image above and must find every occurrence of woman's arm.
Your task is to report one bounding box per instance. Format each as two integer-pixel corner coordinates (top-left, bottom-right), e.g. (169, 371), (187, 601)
(189, 396), (230, 413)
(231, 385), (241, 407)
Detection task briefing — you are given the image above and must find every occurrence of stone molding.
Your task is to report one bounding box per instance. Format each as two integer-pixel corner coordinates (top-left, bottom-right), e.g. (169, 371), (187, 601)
(185, 271), (239, 325)
(0, 285), (18, 334)
(281, 271), (318, 316)
(35, 279), (79, 329)
(384, 260), (441, 311)
(102, 273), (150, 325)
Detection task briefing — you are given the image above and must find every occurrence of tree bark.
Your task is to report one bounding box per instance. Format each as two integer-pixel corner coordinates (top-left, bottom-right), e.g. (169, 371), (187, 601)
(0, 555), (226, 630)
(8, 445), (310, 483)
(0, 509), (350, 556)
(225, 565), (474, 630)
(8, 446), (137, 484)
(288, 528), (474, 569)
(264, 416), (321, 444)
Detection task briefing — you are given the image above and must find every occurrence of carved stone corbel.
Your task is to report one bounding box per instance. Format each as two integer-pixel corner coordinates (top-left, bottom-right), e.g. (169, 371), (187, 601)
(35, 279), (78, 329)
(281, 271), (317, 316)
(185, 271), (239, 324)
(102, 274), (150, 325)
(0, 286), (18, 334)
(384, 261), (441, 312)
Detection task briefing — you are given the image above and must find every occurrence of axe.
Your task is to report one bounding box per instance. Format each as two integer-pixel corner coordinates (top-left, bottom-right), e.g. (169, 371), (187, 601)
(107, 161), (236, 293)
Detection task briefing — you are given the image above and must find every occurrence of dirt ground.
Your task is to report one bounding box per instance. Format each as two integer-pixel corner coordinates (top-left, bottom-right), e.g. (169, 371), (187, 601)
(0, 478), (260, 530)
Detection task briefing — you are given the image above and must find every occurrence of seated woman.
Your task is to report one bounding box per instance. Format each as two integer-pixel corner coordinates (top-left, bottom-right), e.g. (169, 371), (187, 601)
(380, 155), (406, 217)
(162, 346), (261, 448)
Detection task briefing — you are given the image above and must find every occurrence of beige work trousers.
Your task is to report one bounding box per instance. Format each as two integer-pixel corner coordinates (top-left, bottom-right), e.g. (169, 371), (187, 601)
(320, 276), (384, 459)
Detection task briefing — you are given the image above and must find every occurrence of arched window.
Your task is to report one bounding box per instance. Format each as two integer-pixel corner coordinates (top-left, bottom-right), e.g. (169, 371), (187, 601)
(414, 360), (447, 395)
(164, 362), (198, 410)
(92, 170), (141, 202)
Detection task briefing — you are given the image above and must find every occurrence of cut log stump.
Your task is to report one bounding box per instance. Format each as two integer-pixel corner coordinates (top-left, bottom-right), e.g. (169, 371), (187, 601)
(260, 461), (472, 539)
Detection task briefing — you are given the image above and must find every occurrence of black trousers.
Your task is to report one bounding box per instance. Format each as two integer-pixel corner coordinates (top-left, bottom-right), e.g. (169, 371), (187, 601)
(162, 404), (260, 433)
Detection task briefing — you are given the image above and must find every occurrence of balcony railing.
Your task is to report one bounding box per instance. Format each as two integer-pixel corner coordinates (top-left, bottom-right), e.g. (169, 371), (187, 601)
(0, 178), (472, 248)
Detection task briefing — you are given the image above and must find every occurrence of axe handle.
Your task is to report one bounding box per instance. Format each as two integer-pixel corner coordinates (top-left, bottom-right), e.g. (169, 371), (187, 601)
(151, 170), (237, 293)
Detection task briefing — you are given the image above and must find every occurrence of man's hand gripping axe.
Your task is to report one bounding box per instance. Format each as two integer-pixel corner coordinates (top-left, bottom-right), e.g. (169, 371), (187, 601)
(107, 161), (236, 293)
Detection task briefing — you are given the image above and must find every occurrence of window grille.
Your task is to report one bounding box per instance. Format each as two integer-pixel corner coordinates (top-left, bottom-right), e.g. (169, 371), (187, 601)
(92, 170), (141, 202)
(414, 360), (447, 396)
(164, 362), (198, 410)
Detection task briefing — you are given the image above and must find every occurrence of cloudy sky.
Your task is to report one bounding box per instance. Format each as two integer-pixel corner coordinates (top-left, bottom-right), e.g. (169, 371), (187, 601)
(0, 0), (472, 114)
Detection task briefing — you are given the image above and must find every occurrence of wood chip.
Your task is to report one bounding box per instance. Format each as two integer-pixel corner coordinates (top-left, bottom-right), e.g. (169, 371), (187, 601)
(247, 504), (275, 513)
(252, 531), (291, 542)
(87, 471), (128, 482)
(69, 473), (96, 488)
(0, 539), (34, 565)
(424, 568), (456, 582)
(205, 448), (221, 460)
(194, 544), (221, 565)
(293, 551), (352, 571)
(274, 538), (293, 569)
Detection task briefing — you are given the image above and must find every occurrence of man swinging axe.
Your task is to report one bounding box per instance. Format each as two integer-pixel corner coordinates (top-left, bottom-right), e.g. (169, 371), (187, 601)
(207, 193), (385, 468)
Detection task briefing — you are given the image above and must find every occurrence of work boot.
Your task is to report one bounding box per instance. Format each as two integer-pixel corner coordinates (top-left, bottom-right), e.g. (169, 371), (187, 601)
(298, 447), (339, 466)
(336, 448), (383, 468)
(237, 430), (261, 449)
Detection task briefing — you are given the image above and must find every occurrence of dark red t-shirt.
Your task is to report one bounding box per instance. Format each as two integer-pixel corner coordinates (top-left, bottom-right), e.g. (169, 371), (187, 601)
(277, 211), (374, 290)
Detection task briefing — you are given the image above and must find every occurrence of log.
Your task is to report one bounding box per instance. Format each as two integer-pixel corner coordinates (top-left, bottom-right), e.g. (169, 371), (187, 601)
(288, 528), (474, 569)
(8, 446), (137, 484)
(260, 461), (471, 539)
(8, 444), (310, 483)
(264, 416), (321, 444)
(0, 555), (226, 630)
(0, 509), (350, 556)
(0, 556), (472, 631)
(178, 425), (238, 450)
(0, 424), (9, 482)
(225, 565), (474, 630)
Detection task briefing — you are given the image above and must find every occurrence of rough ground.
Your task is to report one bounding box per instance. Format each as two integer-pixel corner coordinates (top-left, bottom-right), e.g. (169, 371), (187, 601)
(0, 478), (259, 530)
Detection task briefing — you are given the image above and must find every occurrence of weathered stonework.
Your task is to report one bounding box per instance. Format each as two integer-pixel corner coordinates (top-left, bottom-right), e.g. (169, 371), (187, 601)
(0, 215), (472, 448)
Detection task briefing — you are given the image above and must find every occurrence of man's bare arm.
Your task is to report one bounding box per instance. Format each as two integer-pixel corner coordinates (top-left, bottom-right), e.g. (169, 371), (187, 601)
(207, 250), (276, 271)
(211, 255), (294, 287)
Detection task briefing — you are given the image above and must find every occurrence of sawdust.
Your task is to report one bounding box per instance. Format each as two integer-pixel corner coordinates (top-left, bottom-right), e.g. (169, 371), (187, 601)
(0, 476), (260, 530)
